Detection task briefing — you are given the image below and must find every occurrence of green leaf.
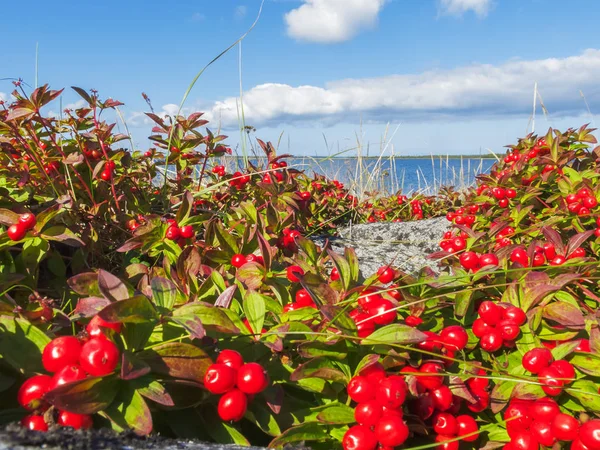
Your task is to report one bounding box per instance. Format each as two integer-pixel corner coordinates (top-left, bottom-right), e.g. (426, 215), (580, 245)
(98, 296), (159, 324)
(360, 323), (428, 345)
(40, 225), (84, 247)
(138, 342), (212, 381)
(236, 262), (265, 290)
(103, 387), (153, 436)
(543, 302), (585, 328)
(0, 316), (51, 374)
(570, 353), (600, 377)
(297, 339), (348, 360)
(151, 277), (177, 310)
(327, 249), (351, 291)
(316, 403), (355, 424)
(269, 422), (329, 448)
(98, 269), (131, 302)
(290, 357), (348, 383)
(45, 375), (119, 414)
(133, 378), (174, 407)
(174, 303), (240, 334)
(243, 290), (266, 335)
(0, 209), (19, 227)
(199, 407), (250, 446)
(568, 380), (600, 412)
(175, 191), (193, 225)
(67, 272), (100, 296)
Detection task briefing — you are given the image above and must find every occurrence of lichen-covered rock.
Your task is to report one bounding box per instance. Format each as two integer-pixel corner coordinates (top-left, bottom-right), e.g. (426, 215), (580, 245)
(313, 217), (449, 277)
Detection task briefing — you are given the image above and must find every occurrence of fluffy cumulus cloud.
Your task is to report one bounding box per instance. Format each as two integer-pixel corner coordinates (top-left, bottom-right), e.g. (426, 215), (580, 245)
(204, 49), (600, 128)
(284, 0), (387, 43)
(438, 0), (493, 17)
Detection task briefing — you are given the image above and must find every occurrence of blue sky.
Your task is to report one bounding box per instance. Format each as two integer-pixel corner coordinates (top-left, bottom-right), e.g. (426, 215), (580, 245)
(2, 0), (599, 155)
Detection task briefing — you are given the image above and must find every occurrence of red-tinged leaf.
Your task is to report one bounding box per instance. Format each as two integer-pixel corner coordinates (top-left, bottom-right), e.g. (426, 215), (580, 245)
(6, 107), (35, 121)
(0, 208), (19, 227)
(103, 98), (124, 108)
(169, 315), (206, 340)
(590, 328), (600, 355)
(125, 263), (149, 280)
(73, 297), (111, 318)
(566, 230), (595, 257)
(298, 273), (338, 306)
(263, 384), (284, 415)
(98, 295), (158, 324)
(320, 305), (356, 334)
(175, 191), (193, 225)
(138, 342), (212, 381)
(98, 269), (131, 301)
(45, 376), (119, 414)
(490, 382), (514, 413)
(541, 226), (565, 255)
(159, 380), (208, 409)
(290, 357), (347, 383)
(71, 86), (93, 105)
(117, 238), (143, 253)
(360, 324), (428, 345)
(176, 246), (202, 280)
(133, 379), (174, 407)
(121, 352), (151, 380)
(543, 302), (585, 328)
(151, 277), (177, 310)
(236, 262), (265, 290)
(173, 303), (240, 334)
(448, 376), (477, 404)
(327, 249), (351, 291)
(103, 387), (153, 436)
(67, 272), (100, 296)
(40, 226), (84, 247)
(214, 285), (237, 308)
(354, 354), (381, 377)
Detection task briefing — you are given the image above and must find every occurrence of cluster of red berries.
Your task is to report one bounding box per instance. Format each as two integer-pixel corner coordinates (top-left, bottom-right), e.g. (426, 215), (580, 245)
(99, 160), (115, 181)
(83, 147), (102, 160)
(165, 219), (195, 241)
(458, 251), (499, 272)
(490, 186), (518, 208)
(283, 288), (317, 312)
(212, 165), (226, 177)
(7, 212), (36, 241)
(510, 242), (585, 267)
(445, 205), (480, 227)
(278, 228), (302, 253)
(229, 171), (251, 189)
(595, 217), (600, 237)
(417, 324), (468, 363)
(230, 253), (265, 268)
(203, 350), (269, 422)
(43, 161), (60, 174)
(503, 397), (600, 450)
(410, 199), (424, 220)
(432, 412), (479, 450)
(493, 225), (515, 249)
(126, 215), (147, 232)
(521, 348), (575, 396)
(343, 363), (409, 450)
(349, 294), (399, 338)
(473, 302), (527, 352)
(18, 315), (121, 432)
(566, 188), (598, 216)
(439, 231), (469, 253)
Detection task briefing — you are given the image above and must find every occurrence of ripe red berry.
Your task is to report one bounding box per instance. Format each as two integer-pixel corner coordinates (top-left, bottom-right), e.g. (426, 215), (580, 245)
(502, 306), (527, 326)
(375, 376), (407, 409)
(17, 375), (52, 411)
(79, 338), (120, 376)
(359, 362), (386, 384)
(417, 362), (444, 391)
(18, 213), (36, 230)
(580, 420), (600, 450)
(510, 248), (529, 266)
(231, 254), (246, 268)
(348, 375), (376, 403)
(366, 298), (396, 325)
(217, 388), (248, 422)
(7, 223), (27, 241)
(286, 265), (304, 282)
(216, 349), (244, 370)
(497, 320), (521, 341)
(342, 424), (378, 450)
(479, 253), (499, 267)
(478, 301), (502, 326)
(434, 412), (458, 435)
(511, 430), (540, 450)
(550, 360), (575, 383)
(440, 325), (468, 351)
(405, 315), (423, 327)
(435, 435), (459, 450)
(522, 348), (553, 374)
(472, 318), (492, 338)
(57, 410), (93, 429)
(236, 362), (268, 394)
(21, 415), (48, 432)
(376, 266), (395, 284)
(100, 169), (112, 181)
(530, 397), (559, 423)
(86, 315), (122, 338)
(431, 385), (453, 411)
(330, 267), (340, 281)
(456, 415), (479, 442)
(551, 413), (579, 441)
(204, 363), (237, 394)
(165, 225), (180, 240)
(498, 198), (509, 208)
(42, 336), (82, 373)
(479, 330), (503, 352)
(354, 400), (383, 427)
(538, 366), (564, 396)
(375, 416), (409, 447)
(179, 225), (194, 239)
(48, 364), (87, 391)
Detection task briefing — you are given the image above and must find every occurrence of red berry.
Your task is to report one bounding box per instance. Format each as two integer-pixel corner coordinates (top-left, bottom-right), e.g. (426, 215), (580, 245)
(57, 410), (93, 429)
(236, 362), (268, 394)
(581, 420), (600, 450)
(216, 349), (244, 370)
(472, 318), (492, 338)
(295, 289), (313, 307)
(42, 336), (82, 373)
(375, 416), (409, 447)
(17, 375), (51, 411)
(530, 397), (559, 423)
(431, 385), (453, 411)
(348, 376), (376, 403)
(179, 225), (194, 239)
(204, 363), (237, 394)
(434, 412), (458, 435)
(359, 362), (386, 384)
(18, 213), (36, 230)
(21, 415), (48, 432)
(377, 266), (395, 284)
(538, 366), (564, 396)
(479, 330), (503, 352)
(217, 388), (247, 422)
(478, 301), (502, 326)
(498, 320), (521, 341)
(330, 267), (340, 281)
(550, 255), (566, 266)
(530, 420), (555, 447)
(479, 253), (499, 267)
(405, 315), (423, 327)
(79, 338), (120, 376)
(440, 325), (468, 351)
(354, 400), (383, 427)
(550, 360), (575, 383)
(522, 348), (553, 374)
(510, 248), (529, 266)
(86, 315), (122, 338)
(342, 424), (378, 450)
(366, 298), (396, 325)
(551, 413), (579, 441)
(165, 225), (180, 240)
(417, 362), (444, 391)
(7, 223), (27, 241)
(456, 415), (479, 442)
(375, 376), (407, 409)
(435, 435), (459, 450)
(511, 430), (539, 450)
(286, 265), (304, 282)
(48, 364), (87, 391)
(503, 306), (527, 326)
(499, 198), (509, 208)
(231, 254), (246, 268)
(459, 251), (480, 270)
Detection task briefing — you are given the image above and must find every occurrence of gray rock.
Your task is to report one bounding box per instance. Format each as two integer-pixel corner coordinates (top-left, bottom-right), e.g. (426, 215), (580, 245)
(313, 217), (449, 277)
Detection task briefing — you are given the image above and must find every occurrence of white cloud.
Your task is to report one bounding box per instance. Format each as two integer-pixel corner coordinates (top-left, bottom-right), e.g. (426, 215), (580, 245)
(0, 92), (9, 104)
(203, 49), (600, 128)
(438, 0), (493, 17)
(235, 5), (247, 19)
(285, 0), (387, 43)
